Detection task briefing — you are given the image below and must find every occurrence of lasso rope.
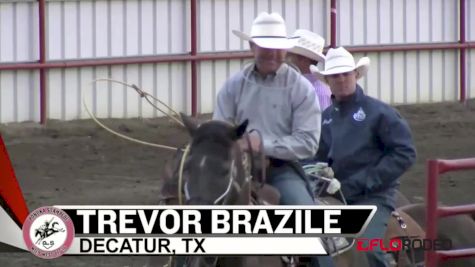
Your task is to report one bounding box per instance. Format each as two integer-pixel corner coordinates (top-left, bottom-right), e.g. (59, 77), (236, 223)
(82, 78), (185, 151)
(83, 78), (192, 267)
(95, 78), (184, 126)
(178, 144), (191, 205)
(83, 79), (195, 204)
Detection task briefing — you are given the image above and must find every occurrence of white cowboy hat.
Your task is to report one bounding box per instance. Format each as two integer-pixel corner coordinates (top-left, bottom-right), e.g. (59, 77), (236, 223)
(310, 47), (370, 83)
(232, 12), (297, 49)
(288, 29), (325, 62)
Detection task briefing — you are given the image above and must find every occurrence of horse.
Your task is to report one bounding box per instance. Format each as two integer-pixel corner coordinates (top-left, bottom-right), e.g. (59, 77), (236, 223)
(394, 190), (411, 208)
(152, 114), (424, 267)
(313, 194), (425, 267)
(399, 203), (475, 267)
(154, 115), (288, 267)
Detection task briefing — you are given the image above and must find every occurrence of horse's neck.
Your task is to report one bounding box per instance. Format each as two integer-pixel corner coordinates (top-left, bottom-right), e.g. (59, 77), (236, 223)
(159, 148), (189, 204)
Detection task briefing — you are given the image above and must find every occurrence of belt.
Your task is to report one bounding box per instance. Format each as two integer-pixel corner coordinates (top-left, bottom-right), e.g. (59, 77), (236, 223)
(268, 158), (290, 167)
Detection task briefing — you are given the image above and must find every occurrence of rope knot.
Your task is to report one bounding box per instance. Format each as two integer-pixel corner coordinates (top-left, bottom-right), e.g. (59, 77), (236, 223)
(131, 84), (146, 97)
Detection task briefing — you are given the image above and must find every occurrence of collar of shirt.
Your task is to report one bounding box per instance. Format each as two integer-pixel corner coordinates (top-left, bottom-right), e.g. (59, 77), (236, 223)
(331, 84), (365, 108)
(303, 73), (318, 84)
(251, 63), (289, 81)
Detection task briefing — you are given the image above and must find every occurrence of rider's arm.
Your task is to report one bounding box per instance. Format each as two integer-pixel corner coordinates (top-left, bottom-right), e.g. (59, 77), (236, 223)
(347, 106), (417, 194)
(314, 110), (332, 163)
(315, 133), (329, 163)
(213, 79), (237, 123)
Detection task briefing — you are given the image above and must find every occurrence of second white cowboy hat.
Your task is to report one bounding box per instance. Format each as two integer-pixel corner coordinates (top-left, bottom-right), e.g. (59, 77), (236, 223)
(232, 12), (297, 49)
(310, 47), (370, 83)
(288, 29), (325, 62)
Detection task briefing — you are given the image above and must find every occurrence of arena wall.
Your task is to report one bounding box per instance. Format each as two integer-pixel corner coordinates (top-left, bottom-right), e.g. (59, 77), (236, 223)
(0, 0), (473, 123)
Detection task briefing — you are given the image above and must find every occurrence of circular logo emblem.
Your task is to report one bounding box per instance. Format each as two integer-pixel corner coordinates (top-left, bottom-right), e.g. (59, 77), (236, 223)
(22, 206), (74, 259)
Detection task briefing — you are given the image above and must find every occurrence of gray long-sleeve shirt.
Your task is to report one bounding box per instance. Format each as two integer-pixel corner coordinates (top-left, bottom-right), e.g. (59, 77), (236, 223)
(212, 63), (321, 161)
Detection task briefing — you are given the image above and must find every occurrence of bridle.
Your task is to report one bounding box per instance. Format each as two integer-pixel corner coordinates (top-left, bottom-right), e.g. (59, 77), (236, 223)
(173, 140), (257, 267)
(183, 159), (239, 205)
(177, 142), (252, 206)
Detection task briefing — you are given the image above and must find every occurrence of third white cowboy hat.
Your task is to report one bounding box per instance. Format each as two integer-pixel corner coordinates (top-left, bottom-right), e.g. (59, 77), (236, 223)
(310, 47), (370, 83)
(232, 12), (296, 49)
(288, 29), (325, 62)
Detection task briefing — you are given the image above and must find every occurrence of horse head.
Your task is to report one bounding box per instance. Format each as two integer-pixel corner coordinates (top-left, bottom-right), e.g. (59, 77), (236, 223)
(180, 113), (250, 205)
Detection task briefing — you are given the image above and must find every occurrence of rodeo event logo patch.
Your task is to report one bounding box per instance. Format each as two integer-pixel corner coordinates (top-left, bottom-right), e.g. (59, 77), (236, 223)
(22, 206), (74, 259)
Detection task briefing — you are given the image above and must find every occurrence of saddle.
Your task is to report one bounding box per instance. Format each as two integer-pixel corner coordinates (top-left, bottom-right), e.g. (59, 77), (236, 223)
(385, 209), (426, 266)
(316, 197), (355, 257)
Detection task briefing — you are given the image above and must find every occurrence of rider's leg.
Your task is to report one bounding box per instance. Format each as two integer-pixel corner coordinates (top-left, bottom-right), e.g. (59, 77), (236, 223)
(350, 197), (393, 267)
(267, 164), (335, 267)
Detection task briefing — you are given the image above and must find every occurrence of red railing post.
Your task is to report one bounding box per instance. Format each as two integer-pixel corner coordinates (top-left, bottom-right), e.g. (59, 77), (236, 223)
(425, 160), (440, 267)
(459, 0), (466, 103)
(425, 158), (475, 267)
(330, 0), (337, 48)
(190, 0), (198, 117)
(38, 0), (47, 125)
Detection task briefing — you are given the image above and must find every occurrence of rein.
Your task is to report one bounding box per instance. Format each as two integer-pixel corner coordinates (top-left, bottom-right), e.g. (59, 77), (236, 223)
(245, 129), (267, 186)
(173, 141), (256, 267)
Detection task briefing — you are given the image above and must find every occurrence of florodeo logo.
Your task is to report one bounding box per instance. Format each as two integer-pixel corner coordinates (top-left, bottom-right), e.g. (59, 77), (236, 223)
(356, 236), (452, 252)
(22, 206), (75, 259)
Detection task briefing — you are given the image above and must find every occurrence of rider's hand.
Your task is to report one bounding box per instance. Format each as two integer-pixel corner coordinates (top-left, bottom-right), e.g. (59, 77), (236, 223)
(326, 178), (341, 195)
(238, 132), (261, 153)
(315, 162), (334, 178)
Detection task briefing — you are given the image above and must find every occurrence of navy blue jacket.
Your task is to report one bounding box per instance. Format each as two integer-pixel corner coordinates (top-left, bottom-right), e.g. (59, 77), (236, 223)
(315, 85), (416, 208)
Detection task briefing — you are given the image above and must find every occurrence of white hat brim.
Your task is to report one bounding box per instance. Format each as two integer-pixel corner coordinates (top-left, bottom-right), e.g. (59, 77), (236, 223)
(288, 46), (325, 62)
(232, 30), (297, 50)
(232, 30), (252, 42)
(310, 57), (370, 85)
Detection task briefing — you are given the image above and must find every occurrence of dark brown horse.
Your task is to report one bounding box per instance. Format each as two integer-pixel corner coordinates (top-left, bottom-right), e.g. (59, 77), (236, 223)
(156, 115), (288, 267)
(154, 114), (425, 267)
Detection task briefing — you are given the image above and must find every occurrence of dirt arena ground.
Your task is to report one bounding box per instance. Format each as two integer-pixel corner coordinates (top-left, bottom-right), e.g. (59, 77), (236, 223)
(1, 99), (474, 266)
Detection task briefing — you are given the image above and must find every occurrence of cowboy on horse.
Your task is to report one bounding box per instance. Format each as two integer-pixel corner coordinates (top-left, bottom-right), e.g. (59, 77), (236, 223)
(307, 47), (417, 267)
(212, 11), (336, 267)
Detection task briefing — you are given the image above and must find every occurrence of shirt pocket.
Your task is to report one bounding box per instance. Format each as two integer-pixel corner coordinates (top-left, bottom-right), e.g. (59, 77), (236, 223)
(264, 89), (292, 127)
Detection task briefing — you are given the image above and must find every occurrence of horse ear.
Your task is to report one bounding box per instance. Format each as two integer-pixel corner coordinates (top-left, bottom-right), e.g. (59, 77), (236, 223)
(233, 119), (249, 140)
(180, 112), (198, 136)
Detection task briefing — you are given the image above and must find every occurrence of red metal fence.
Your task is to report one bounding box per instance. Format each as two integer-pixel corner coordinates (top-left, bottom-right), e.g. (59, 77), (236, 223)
(0, 0), (473, 124)
(425, 158), (475, 267)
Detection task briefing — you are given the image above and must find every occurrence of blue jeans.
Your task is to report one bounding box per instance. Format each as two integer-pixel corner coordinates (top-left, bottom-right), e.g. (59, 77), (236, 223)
(350, 197), (393, 267)
(267, 164), (335, 267)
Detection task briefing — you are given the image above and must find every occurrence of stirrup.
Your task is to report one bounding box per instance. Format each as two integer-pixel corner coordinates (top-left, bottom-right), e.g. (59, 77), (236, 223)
(281, 256), (298, 267)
